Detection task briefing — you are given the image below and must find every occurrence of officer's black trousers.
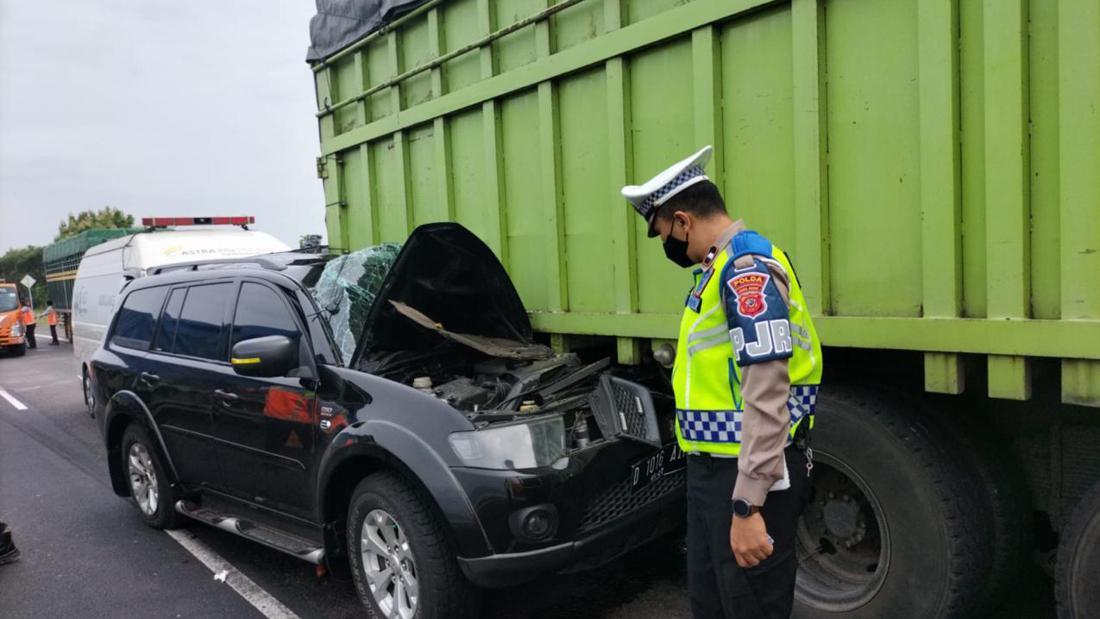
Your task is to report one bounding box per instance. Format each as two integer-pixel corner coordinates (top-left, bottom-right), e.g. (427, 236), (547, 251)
(25, 324), (35, 349)
(686, 447), (811, 619)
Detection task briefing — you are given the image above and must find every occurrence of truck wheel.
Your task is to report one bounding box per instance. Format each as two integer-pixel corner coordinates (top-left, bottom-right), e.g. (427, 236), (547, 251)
(347, 473), (479, 619)
(1056, 479), (1100, 619)
(11, 342), (26, 357)
(120, 424), (180, 529)
(940, 414), (1032, 608)
(82, 366), (96, 417)
(792, 387), (990, 618)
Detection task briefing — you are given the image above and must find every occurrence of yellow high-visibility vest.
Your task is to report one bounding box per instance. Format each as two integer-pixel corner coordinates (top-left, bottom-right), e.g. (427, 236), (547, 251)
(671, 231), (823, 456)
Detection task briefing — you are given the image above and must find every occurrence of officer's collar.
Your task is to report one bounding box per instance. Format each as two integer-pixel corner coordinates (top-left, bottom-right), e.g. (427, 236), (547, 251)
(700, 219), (746, 270)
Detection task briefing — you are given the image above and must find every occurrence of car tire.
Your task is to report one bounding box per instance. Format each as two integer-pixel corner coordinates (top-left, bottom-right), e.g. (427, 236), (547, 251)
(347, 472), (479, 619)
(11, 342), (26, 357)
(120, 424), (180, 530)
(1056, 479), (1100, 619)
(792, 386), (991, 619)
(82, 366), (96, 417)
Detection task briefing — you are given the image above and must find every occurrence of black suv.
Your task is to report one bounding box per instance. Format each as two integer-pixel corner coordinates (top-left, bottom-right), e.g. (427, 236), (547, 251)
(91, 224), (685, 618)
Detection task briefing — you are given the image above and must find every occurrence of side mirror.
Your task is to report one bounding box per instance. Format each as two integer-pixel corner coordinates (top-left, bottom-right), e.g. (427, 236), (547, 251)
(230, 335), (297, 378)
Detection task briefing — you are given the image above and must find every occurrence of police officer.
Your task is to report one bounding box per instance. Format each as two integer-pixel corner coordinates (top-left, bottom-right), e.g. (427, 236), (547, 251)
(622, 146), (822, 618)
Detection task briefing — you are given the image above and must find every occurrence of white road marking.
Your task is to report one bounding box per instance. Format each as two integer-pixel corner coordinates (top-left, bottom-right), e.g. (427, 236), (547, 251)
(0, 388), (28, 411)
(166, 529), (300, 619)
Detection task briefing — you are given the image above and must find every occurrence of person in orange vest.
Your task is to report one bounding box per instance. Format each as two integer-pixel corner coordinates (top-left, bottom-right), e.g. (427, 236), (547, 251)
(38, 300), (59, 346)
(19, 299), (36, 350)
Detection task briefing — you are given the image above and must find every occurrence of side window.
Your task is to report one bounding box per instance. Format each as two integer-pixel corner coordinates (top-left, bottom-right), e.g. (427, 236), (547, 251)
(111, 287), (168, 351)
(231, 282), (301, 348)
(174, 283), (233, 361)
(153, 288), (185, 353)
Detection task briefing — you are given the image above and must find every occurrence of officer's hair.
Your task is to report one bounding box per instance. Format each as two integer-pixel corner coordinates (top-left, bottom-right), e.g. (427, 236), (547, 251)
(654, 180), (727, 222)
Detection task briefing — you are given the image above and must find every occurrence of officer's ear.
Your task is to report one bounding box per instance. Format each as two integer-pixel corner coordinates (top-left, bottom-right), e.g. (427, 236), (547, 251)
(671, 211), (692, 234)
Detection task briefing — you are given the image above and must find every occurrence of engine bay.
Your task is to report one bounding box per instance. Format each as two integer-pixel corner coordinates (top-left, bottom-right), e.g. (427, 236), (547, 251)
(361, 341), (674, 452)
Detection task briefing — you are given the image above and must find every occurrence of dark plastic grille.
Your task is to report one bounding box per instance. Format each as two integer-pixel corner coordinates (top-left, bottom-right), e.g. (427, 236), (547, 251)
(591, 375), (660, 447)
(577, 468), (686, 534)
(613, 381), (650, 438)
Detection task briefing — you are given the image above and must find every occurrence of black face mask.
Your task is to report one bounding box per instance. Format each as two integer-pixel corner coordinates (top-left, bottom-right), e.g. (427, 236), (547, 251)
(663, 229), (695, 268)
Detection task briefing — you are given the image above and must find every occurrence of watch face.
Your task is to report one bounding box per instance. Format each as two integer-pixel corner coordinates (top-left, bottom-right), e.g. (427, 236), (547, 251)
(733, 499), (751, 517)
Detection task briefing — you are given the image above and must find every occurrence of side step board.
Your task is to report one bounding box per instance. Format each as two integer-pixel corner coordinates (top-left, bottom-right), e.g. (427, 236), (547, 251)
(175, 500), (325, 565)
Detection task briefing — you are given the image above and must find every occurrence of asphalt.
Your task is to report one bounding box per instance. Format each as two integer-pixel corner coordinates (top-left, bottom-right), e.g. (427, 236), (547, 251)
(0, 343), (691, 618)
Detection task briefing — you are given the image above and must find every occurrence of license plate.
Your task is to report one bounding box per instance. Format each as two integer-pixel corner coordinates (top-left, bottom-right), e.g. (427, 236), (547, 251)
(629, 442), (686, 493)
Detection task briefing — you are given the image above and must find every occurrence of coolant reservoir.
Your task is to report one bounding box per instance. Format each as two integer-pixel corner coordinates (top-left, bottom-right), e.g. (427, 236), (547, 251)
(413, 376), (434, 395)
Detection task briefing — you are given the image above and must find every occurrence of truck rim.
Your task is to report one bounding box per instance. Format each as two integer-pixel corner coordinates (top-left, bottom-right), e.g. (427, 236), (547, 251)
(361, 508), (419, 619)
(795, 450), (890, 611)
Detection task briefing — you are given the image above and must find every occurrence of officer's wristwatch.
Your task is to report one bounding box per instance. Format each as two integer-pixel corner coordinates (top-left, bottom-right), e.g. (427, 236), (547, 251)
(732, 498), (759, 518)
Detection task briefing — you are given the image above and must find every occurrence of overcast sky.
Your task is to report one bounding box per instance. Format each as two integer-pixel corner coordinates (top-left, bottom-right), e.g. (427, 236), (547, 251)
(0, 0), (325, 254)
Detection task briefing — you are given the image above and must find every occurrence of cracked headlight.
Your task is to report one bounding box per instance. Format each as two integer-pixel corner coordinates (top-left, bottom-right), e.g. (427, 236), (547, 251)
(449, 415), (565, 470)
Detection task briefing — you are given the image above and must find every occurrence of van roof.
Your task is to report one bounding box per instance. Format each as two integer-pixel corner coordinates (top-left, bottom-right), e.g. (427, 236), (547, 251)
(83, 227), (290, 267)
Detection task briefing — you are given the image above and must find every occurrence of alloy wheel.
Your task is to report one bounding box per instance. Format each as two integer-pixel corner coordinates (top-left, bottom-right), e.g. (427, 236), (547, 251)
(127, 443), (159, 516)
(361, 508), (419, 619)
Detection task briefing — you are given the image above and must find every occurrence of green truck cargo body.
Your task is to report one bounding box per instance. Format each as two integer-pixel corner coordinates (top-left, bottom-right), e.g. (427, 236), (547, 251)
(311, 3), (1100, 614)
(313, 0), (1100, 408)
(43, 229), (140, 314)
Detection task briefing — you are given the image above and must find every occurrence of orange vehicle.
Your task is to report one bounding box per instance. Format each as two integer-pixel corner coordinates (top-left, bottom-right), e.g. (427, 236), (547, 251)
(0, 281), (27, 356)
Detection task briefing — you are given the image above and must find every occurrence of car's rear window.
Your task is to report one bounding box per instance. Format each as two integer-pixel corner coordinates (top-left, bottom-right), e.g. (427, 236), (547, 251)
(112, 287), (168, 350)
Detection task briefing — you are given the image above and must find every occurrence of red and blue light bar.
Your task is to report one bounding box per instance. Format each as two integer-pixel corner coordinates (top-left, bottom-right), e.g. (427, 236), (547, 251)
(142, 216), (255, 227)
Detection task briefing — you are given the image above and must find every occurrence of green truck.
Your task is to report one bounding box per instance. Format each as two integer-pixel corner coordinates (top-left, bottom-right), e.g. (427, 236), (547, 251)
(309, 0), (1100, 615)
(43, 228), (141, 339)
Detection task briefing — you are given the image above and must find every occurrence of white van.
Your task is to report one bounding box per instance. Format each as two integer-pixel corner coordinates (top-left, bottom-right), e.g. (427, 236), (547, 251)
(73, 219), (289, 409)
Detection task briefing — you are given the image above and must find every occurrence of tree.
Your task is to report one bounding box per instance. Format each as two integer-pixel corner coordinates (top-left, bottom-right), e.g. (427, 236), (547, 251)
(56, 207), (135, 241)
(0, 245), (46, 307)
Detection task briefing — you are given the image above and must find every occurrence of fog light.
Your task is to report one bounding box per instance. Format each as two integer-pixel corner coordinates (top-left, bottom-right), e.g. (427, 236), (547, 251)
(525, 512), (551, 537)
(509, 504), (558, 543)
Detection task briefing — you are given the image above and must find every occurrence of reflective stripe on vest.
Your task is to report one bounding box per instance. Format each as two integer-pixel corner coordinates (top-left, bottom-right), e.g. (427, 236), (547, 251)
(671, 238), (822, 457)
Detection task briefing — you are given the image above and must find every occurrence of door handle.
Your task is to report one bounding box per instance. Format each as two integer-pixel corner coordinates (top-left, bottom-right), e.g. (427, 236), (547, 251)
(213, 389), (239, 407)
(139, 372), (160, 387)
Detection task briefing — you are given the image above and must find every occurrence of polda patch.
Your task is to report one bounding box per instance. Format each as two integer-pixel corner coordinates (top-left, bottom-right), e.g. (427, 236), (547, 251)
(728, 271), (770, 318)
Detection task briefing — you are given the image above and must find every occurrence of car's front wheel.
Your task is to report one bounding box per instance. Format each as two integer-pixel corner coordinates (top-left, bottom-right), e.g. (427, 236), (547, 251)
(347, 473), (479, 619)
(120, 424), (179, 529)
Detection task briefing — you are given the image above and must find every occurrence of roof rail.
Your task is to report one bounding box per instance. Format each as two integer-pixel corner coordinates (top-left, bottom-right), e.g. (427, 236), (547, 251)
(150, 257), (288, 275)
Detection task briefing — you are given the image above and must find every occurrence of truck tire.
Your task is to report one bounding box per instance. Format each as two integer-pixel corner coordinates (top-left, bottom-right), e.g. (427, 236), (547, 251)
(937, 413), (1032, 609)
(1056, 479), (1100, 619)
(347, 472), (479, 619)
(11, 342), (26, 357)
(792, 386), (991, 619)
(120, 424), (180, 529)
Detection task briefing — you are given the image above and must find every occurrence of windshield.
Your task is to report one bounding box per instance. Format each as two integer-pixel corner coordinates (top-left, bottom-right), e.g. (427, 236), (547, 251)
(308, 244), (402, 363)
(0, 288), (18, 312)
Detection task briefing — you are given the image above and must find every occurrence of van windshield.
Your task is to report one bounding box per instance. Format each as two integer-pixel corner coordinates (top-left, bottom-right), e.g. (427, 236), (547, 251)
(0, 288), (18, 312)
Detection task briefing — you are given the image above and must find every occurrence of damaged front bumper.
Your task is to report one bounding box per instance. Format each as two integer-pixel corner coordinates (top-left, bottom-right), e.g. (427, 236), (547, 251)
(450, 436), (686, 589)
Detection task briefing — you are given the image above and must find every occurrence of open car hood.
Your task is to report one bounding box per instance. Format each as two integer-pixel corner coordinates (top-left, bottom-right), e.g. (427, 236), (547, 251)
(350, 223), (535, 368)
